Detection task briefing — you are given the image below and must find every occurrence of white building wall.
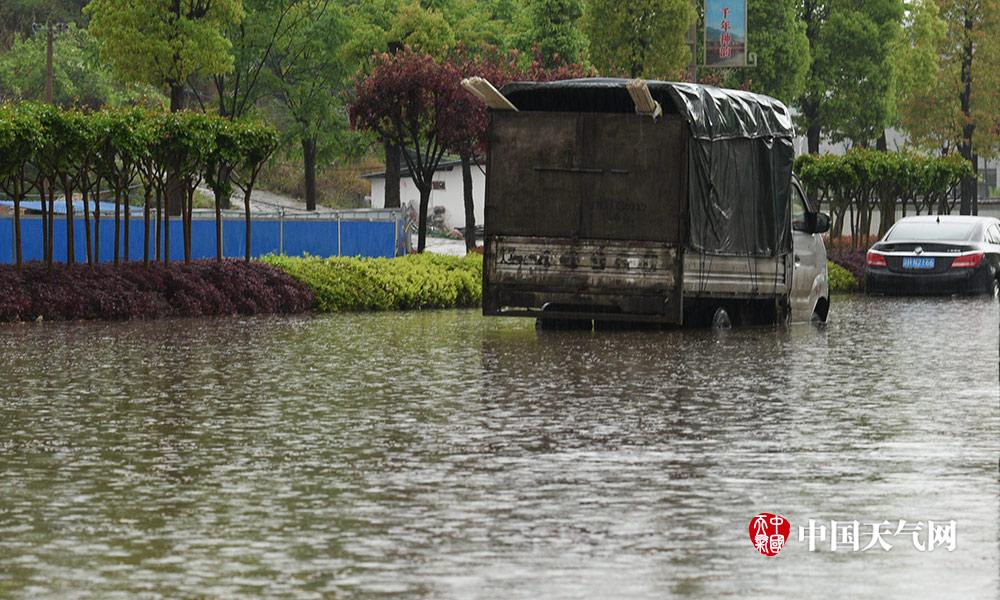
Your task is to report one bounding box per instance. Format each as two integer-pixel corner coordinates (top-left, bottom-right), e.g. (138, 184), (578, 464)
(368, 164), (486, 230)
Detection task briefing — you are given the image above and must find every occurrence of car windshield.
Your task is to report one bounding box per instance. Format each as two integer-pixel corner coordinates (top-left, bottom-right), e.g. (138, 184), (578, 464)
(885, 222), (978, 242)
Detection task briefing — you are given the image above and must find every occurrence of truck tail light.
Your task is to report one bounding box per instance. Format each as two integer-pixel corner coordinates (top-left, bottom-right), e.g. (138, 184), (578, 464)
(951, 252), (985, 269)
(866, 251), (888, 268)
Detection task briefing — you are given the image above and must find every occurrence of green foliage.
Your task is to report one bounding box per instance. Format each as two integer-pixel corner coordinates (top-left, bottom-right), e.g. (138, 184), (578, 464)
(827, 260), (858, 293)
(797, 0), (904, 149)
(385, 1), (455, 56)
(0, 24), (137, 109)
(85, 0), (242, 106)
(584, 0), (694, 78)
(0, 104), (278, 265)
(795, 150), (974, 247)
(721, 0), (810, 104)
(522, 0), (588, 67)
(262, 253), (483, 312)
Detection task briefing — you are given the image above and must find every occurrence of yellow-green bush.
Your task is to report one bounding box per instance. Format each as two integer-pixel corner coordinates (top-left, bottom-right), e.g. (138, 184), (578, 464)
(262, 253), (483, 312)
(828, 260), (859, 294)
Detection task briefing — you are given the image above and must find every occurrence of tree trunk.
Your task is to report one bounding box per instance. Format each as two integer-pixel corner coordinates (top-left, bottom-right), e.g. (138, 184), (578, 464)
(959, 14), (975, 216)
(972, 153), (979, 216)
(155, 187), (162, 262)
(113, 189), (121, 265)
(38, 181), (47, 266)
(169, 84), (184, 113)
(461, 154), (476, 253)
(876, 131), (888, 152)
(384, 142), (401, 208)
(215, 185), (223, 262)
(166, 164), (183, 217)
(807, 118), (821, 155)
(47, 180), (54, 266)
(13, 177), (22, 270)
(144, 186), (151, 266)
(123, 183), (131, 263)
(184, 187), (193, 263)
(417, 185), (431, 253)
(302, 137), (317, 211)
(244, 185), (253, 262)
(163, 193), (170, 265)
(63, 176), (74, 265)
(93, 184), (100, 263)
(82, 181), (92, 266)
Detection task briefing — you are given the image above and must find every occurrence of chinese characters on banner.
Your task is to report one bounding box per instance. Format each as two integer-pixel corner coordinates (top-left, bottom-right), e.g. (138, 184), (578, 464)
(704, 0), (747, 67)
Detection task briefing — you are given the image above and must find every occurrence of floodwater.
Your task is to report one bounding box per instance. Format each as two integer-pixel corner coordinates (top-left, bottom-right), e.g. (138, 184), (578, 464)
(0, 296), (997, 599)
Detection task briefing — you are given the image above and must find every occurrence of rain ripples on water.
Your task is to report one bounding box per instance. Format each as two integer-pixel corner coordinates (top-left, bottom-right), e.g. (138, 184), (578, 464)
(0, 295), (997, 598)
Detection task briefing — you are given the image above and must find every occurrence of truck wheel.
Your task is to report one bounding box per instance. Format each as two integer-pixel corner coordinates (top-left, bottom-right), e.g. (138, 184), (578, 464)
(812, 297), (830, 323)
(711, 307), (732, 329)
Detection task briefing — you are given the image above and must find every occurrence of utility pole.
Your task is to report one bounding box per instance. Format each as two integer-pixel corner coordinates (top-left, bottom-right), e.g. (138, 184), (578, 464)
(31, 22), (67, 105)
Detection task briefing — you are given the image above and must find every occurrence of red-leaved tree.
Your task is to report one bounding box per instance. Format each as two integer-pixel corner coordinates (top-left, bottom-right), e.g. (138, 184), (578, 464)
(443, 45), (595, 252)
(349, 49), (466, 253)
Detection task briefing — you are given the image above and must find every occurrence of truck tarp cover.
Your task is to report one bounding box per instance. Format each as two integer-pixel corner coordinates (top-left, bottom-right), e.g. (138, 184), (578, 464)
(501, 79), (795, 258)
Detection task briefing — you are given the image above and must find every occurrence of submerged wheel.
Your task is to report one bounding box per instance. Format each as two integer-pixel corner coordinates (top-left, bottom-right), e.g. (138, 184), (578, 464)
(711, 307), (732, 329)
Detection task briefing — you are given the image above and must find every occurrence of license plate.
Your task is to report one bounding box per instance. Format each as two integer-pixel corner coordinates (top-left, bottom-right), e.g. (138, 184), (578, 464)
(902, 257), (935, 269)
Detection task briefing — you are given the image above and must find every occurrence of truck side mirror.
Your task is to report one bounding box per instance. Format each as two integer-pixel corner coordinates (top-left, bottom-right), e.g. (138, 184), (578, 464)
(814, 212), (831, 235)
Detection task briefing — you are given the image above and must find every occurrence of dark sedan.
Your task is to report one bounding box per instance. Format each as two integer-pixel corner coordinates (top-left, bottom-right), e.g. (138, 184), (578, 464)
(866, 216), (1000, 296)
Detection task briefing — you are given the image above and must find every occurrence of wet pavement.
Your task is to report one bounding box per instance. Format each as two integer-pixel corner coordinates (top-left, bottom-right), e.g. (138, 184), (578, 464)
(0, 295), (997, 598)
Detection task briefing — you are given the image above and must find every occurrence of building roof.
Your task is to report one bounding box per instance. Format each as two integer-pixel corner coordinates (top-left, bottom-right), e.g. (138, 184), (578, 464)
(361, 158), (482, 180)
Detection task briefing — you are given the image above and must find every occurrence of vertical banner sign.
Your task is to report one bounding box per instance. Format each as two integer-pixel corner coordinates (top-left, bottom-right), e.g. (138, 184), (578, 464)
(704, 0), (747, 67)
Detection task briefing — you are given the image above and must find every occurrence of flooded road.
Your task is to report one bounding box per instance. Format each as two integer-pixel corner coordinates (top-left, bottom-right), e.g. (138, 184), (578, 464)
(0, 296), (997, 599)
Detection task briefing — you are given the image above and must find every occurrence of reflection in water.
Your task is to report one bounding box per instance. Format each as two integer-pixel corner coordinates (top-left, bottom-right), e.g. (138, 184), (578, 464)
(0, 296), (997, 599)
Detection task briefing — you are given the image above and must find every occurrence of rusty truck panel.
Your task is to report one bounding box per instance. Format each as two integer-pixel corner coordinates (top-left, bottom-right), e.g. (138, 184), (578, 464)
(484, 111), (687, 323)
(484, 236), (682, 321)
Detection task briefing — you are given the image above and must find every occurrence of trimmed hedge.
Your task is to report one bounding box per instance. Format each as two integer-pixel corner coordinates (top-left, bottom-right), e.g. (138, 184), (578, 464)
(828, 260), (859, 294)
(263, 253), (483, 312)
(0, 260), (314, 322)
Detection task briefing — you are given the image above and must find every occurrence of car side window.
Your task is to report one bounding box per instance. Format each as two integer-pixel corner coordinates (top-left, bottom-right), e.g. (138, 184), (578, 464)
(791, 186), (808, 231)
(989, 224), (1000, 245)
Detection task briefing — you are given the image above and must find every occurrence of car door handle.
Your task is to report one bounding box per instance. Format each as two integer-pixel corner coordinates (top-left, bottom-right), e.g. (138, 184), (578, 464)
(794, 255), (802, 267)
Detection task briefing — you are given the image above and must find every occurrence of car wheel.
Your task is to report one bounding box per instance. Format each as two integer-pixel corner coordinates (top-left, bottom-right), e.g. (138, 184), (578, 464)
(993, 278), (1000, 299)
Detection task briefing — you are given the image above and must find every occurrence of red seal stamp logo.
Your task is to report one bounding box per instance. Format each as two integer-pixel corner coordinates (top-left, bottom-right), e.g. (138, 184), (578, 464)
(749, 513), (790, 557)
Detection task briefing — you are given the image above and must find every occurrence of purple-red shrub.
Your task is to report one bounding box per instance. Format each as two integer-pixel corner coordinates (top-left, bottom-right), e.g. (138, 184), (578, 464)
(828, 249), (867, 285)
(0, 261), (315, 322)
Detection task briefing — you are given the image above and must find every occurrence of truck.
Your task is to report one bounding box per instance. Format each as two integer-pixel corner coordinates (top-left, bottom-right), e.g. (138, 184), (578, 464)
(477, 78), (830, 327)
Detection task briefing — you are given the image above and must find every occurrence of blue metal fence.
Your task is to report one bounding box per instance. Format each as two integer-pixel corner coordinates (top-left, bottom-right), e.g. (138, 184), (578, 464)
(0, 209), (407, 264)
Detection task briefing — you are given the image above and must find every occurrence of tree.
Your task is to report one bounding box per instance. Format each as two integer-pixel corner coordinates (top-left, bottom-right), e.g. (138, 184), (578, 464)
(797, 0), (903, 154)
(584, 0), (694, 78)
(521, 0), (588, 67)
(934, 0), (1000, 215)
(719, 0), (810, 104)
(350, 49), (465, 252)
(85, 0), (242, 112)
(0, 0), (88, 50)
(0, 24), (127, 109)
(346, 0), (461, 211)
(263, 0), (353, 212)
(893, 0), (951, 150)
(442, 45), (593, 253)
(0, 104), (42, 269)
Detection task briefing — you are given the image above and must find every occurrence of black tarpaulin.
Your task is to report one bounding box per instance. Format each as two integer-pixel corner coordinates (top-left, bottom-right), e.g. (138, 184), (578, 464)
(501, 79), (795, 257)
